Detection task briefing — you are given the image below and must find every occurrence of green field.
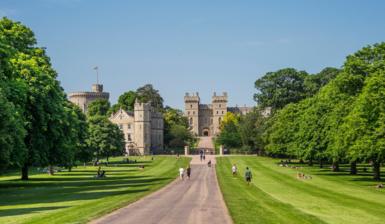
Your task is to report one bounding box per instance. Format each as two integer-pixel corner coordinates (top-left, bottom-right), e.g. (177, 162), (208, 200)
(216, 156), (385, 224)
(0, 156), (190, 224)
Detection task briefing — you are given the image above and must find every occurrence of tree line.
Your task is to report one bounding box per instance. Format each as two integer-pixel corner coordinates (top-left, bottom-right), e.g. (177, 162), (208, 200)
(217, 43), (385, 180)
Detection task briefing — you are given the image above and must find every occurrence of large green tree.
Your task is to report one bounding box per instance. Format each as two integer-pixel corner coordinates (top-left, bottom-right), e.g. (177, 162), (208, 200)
(254, 68), (309, 110)
(87, 99), (110, 117)
(1, 17), (81, 179)
(136, 84), (164, 110)
(87, 116), (125, 164)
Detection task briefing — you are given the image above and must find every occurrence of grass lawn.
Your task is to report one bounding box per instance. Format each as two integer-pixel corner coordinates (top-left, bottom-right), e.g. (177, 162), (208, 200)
(0, 156), (190, 224)
(216, 156), (385, 224)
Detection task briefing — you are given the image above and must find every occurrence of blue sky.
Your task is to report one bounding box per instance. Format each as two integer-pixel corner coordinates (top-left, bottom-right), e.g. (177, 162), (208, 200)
(1, 0), (385, 109)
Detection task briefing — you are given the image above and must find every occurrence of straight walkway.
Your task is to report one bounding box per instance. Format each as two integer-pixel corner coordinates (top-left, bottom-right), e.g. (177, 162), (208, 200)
(91, 155), (232, 224)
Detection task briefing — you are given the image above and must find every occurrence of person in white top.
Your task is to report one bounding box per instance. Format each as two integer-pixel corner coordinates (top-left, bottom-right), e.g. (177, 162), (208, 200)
(179, 167), (184, 180)
(232, 164), (237, 176)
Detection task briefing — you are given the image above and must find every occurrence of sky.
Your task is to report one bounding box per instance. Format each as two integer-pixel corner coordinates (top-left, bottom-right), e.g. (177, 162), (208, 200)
(1, 0), (385, 109)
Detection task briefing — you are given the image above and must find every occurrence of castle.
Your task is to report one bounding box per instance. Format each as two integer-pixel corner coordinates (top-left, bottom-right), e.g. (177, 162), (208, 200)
(68, 84), (109, 113)
(109, 101), (164, 155)
(68, 84), (164, 155)
(184, 92), (253, 137)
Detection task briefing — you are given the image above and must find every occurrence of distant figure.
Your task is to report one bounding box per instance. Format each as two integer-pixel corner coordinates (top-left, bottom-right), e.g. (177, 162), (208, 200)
(179, 167), (185, 180)
(245, 167), (252, 185)
(207, 160), (212, 167)
(232, 164), (237, 176)
(203, 154), (206, 161)
(186, 166), (191, 180)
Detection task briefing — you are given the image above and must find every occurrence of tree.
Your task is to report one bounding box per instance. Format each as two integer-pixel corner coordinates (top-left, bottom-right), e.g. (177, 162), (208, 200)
(342, 73), (385, 180)
(109, 91), (137, 115)
(136, 84), (164, 110)
(0, 90), (26, 172)
(254, 68), (309, 111)
(217, 112), (242, 148)
(87, 116), (125, 164)
(163, 106), (193, 148)
(87, 99), (110, 117)
(0, 18), (80, 179)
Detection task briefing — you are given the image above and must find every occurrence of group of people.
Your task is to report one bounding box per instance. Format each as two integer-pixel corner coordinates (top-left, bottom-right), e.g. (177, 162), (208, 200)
(231, 164), (253, 185)
(179, 166), (192, 180)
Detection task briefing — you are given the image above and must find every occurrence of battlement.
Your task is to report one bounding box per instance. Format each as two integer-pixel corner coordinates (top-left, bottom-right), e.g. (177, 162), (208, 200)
(212, 92), (228, 103)
(68, 91), (109, 98)
(134, 98), (152, 110)
(184, 92), (200, 103)
(92, 84), (103, 93)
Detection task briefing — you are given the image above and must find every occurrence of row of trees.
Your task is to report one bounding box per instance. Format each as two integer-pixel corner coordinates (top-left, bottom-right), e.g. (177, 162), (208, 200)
(218, 43), (385, 180)
(217, 67), (338, 154)
(263, 43), (385, 180)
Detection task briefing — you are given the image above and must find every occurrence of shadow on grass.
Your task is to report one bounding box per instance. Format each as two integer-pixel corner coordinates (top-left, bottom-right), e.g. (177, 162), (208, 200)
(0, 176), (172, 207)
(0, 206), (69, 217)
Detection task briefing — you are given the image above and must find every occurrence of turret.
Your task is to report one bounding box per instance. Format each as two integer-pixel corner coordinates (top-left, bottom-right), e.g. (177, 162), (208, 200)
(134, 99), (152, 155)
(184, 92), (200, 136)
(212, 92), (228, 135)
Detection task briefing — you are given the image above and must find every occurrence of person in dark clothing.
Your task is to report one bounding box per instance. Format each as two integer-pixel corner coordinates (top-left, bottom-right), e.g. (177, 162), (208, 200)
(186, 166), (191, 179)
(245, 167), (252, 185)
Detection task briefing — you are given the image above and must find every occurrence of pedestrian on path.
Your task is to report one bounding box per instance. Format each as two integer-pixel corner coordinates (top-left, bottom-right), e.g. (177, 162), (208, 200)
(186, 166), (191, 180)
(179, 167), (184, 180)
(245, 167), (252, 185)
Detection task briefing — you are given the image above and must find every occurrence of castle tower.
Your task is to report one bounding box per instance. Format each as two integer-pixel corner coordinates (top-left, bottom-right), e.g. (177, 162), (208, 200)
(212, 92), (228, 136)
(184, 92), (200, 136)
(68, 84), (109, 113)
(134, 99), (152, 155)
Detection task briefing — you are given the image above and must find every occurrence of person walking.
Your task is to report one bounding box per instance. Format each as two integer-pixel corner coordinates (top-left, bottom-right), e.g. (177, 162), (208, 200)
(186, 166), (191, 180)
(245, 167), (252, 185)
(179, 167), (185, 180)
(232, 164), (237, 176)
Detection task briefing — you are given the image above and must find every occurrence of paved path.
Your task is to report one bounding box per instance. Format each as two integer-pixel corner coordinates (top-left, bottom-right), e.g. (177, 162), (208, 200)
(197, 136), (214, 149)
(91, 155), (232, 224)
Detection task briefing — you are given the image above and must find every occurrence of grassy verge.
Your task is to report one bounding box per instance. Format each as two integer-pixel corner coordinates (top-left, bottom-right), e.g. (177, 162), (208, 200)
(0, 156), (190, 224)
(216, 156), (385, 224)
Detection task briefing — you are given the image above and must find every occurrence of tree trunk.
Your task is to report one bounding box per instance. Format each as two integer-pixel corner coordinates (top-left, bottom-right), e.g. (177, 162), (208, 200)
(373, 162), (381, 181)
(21, 164), (29, 180)
(332, 161), (339, 172)
(308, 158), (313, 166)
(350, 161), (357, 175)
(48, 165), (54, 175)
(68, 166), (72, 172)
(299, 159), (304, 164)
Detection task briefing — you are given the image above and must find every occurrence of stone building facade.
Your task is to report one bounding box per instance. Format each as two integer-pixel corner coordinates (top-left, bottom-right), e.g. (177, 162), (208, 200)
(68, 84), (109, 113)
(184, 92), (254, 137)
(68, 84), (164, 155)
(109, 100), (164, 155)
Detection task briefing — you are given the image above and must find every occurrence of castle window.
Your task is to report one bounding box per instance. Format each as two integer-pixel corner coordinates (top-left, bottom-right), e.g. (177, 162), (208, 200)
(219, 104), (221, 108)
(190, 104), (193, 108)
(188, 111), (190, 115)
(119, 125), (123, 130)
(222, 111), (224, 114)
(189, 117), (193, 125)
(127, 134), (132, 141)
(193, 111), (195, 115)
(127, 124), (131, 129)
(216, 111), (218, 114)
